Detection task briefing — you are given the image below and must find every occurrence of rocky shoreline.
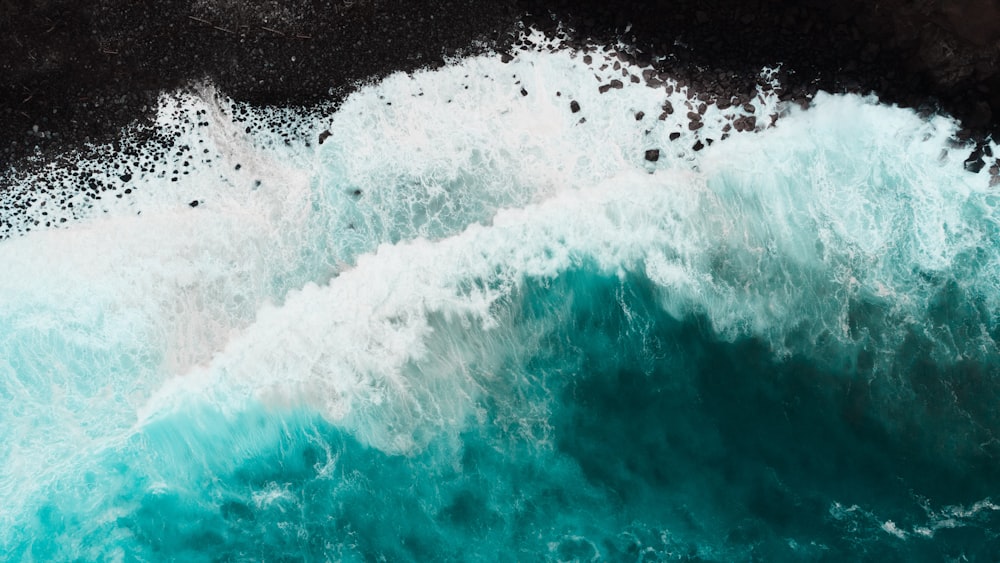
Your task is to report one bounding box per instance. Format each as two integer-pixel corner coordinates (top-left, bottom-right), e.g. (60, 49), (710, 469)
(2, 0), (999, 172)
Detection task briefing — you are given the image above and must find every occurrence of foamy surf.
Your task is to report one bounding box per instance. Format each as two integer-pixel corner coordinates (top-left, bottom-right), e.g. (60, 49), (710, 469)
(2, 36), (999, 561)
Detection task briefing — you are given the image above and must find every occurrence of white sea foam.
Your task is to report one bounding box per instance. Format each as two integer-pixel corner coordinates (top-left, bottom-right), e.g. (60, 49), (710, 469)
(830, 496), (1000, 542)
(1, 36), (997, 529)
(141, 93), (999, 455)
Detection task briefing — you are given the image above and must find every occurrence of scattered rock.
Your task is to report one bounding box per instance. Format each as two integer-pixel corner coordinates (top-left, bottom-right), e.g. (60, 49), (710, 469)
(734, 115), (757, 132)
(965, 149), (986, 173)
(570, 100), (581, 113)
(5, 0), (1000, 183)
(643, 68), (664, 88)
(645, 148), (660, 161)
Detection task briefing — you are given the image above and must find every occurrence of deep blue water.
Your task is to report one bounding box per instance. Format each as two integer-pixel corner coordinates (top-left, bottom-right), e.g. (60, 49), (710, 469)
(12, 268), (1000, 561)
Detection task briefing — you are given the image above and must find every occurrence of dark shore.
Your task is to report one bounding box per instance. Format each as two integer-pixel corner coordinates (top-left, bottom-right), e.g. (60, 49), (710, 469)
(2, 0), (1000, 172)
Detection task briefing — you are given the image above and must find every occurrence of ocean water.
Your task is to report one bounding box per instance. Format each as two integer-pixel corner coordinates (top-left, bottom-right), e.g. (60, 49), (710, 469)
(3, 37), (1000, 561)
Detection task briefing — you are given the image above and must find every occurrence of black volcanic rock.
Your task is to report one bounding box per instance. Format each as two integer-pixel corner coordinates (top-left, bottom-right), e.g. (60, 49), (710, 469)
(2, 0), (1000, 172)
(965, 148), (987, 173)
(0, 0), (520, 167)
(517, 0), (1000, 140)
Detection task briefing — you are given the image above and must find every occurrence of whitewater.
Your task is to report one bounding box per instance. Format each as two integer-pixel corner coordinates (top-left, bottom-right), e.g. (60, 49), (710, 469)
(3, 36), (1000, 560)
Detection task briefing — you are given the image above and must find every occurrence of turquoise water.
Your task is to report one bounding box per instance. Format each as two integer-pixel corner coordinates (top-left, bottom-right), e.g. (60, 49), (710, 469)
(3, 43), (1000, 560)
